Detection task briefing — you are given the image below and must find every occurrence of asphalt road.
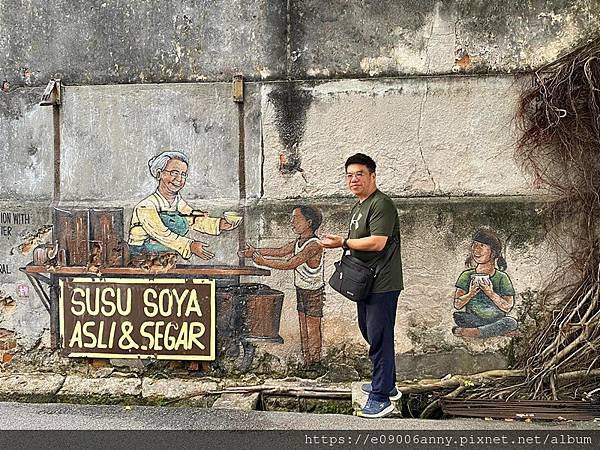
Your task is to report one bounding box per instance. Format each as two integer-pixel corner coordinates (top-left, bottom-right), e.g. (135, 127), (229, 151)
(0, 401), (598, 430)
(1, 402), (599, 449)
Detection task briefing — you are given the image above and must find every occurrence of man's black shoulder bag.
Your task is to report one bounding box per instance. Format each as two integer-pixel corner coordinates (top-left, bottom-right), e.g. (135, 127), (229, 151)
(328, 235), (398, 302)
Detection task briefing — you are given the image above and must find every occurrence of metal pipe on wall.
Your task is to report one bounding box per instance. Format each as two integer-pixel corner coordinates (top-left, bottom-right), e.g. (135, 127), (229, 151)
(234, 75), (247, 267)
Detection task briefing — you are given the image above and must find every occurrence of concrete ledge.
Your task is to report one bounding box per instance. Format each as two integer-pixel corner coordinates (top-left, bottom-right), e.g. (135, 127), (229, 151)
(395, 349), (507, 380)
(142, 378), (219, 406)
(56, 375), (142, 402)
(0, 372), (355, 410)
(212, 392), (260, 410)
(0, 373), (65, 401)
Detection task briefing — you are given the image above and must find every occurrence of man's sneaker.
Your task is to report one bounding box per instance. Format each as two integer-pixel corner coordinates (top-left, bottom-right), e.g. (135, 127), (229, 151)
(356, 398), (394, 418)
(361, 383), (402, 401)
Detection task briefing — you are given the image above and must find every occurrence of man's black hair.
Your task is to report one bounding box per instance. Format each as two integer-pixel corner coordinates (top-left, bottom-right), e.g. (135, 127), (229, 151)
(345, 153), (376, 173)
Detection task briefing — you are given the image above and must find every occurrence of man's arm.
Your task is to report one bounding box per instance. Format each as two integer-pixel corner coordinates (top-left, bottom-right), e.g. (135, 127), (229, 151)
(318, 233), (388, 251)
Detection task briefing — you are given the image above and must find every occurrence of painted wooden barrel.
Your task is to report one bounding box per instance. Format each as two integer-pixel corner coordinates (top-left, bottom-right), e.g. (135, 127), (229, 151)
(243, 284), (284, 344)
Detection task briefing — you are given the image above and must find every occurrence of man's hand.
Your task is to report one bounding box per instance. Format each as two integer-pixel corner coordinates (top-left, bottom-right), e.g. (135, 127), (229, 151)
(318, 233), (343, 248)
(190, 241), (215, 259)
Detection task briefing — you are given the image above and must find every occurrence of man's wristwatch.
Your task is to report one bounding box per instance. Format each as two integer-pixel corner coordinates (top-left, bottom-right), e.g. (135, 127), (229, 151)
(342, 238), (349, 250)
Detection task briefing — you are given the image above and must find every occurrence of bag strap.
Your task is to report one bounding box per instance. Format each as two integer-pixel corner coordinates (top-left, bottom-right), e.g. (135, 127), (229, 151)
(373, 235), (398, 277)
(341, 234), (398, 276)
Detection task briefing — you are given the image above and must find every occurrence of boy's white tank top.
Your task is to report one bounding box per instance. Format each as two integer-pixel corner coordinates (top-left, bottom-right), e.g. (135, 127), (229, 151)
(294, 237), (324, 290)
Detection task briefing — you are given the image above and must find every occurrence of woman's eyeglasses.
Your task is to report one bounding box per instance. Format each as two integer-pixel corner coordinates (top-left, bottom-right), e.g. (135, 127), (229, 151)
(166, 170), (188, 179)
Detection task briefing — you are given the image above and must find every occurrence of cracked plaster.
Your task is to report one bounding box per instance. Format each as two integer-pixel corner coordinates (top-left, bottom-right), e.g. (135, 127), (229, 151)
(261, 75), (530, 200)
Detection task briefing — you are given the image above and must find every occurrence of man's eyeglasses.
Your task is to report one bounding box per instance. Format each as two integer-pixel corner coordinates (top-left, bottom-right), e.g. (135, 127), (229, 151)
(345, 171), (366, 180)
(166, 170), (188, 179)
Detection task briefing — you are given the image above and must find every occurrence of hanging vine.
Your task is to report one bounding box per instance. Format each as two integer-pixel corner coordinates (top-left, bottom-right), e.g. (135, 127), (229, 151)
(513, 36), (600, 400)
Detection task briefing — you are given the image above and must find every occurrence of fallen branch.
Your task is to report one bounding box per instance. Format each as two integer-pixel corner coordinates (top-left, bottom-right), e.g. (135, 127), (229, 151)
(208, 385), (351, 399)
(398, 369), (525, 395)
(419, 385), (468, 419)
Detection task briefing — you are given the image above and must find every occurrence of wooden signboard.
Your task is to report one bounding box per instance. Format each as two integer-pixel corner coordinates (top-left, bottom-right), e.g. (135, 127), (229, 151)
(59, 278), (215, 360)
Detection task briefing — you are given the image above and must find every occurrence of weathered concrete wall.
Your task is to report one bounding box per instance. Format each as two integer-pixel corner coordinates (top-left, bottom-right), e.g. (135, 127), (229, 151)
(0, 0), (287, 87)
(261, 76), (531, 199)
(3, 0), (599, 89)
(0, 79), (562, 375)
(59, 83), (262, 203)
(0, 202), (52, 359)
(0, 88), (53, 200)
(291, 0), (600, 78)
(0, 86), (53, 362)
(0, 0), (595, 379)
(242, 197), (552, 376)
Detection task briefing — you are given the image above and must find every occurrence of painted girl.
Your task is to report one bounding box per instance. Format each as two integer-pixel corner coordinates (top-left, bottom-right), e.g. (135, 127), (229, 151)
(453, 228), (518, 338)
(240, 206), (324, 365)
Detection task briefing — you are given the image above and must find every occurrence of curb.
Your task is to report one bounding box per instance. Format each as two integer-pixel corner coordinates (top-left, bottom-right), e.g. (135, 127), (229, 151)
(0, 373), (354, 410)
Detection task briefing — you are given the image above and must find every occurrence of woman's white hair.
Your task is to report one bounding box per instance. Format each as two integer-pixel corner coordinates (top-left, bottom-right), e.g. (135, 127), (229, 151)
(148, 151), (189, 179)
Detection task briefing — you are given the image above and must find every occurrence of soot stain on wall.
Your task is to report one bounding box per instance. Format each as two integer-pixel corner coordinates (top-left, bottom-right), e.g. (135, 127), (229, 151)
(268, 83), (313, 175)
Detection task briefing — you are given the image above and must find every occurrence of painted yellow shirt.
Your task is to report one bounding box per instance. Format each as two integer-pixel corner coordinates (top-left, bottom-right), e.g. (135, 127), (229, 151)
(128, 191), (221, 258)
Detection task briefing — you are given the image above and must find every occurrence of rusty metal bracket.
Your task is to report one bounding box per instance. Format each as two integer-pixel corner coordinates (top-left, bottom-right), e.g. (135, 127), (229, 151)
(39, 79), (61, 106)
(39, 79), (63, 204)
(20, 268), (51, 313)
(232, 74), (244, 103)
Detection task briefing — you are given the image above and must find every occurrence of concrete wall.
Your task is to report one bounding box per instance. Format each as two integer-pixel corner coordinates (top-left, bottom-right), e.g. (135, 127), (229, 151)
(261, 76), (531, 199)
(59, 83), (261, 203)
(2, 0), (598, 88)
(244, 196), (553, 376)
(290, 0), (600, 78)
(0, 0), (287, 86)
(0, 86), (54, 360)
(1, 0), (596, 378)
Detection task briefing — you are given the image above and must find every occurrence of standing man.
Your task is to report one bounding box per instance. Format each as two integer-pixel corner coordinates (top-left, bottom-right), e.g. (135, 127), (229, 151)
(319, 153), (403, 418)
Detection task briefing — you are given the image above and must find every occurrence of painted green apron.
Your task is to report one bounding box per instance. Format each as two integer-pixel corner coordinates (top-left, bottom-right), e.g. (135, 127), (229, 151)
(130, 211), (189, 254)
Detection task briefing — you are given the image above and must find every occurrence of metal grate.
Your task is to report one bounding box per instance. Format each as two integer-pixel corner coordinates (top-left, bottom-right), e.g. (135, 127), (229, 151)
(441, 399), (600, 421)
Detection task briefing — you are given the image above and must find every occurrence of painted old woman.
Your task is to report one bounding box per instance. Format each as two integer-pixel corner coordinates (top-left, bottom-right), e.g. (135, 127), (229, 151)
(128, 151), (238, 260)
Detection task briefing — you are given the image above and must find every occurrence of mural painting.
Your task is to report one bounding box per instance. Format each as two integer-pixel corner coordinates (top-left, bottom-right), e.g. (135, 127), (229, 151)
(15, 149), (524, 369)
(452, 228), (519, 339)
(128, 151), (241, 263)
(241, 206), (325, 365)
(22, 150), (295, 369)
